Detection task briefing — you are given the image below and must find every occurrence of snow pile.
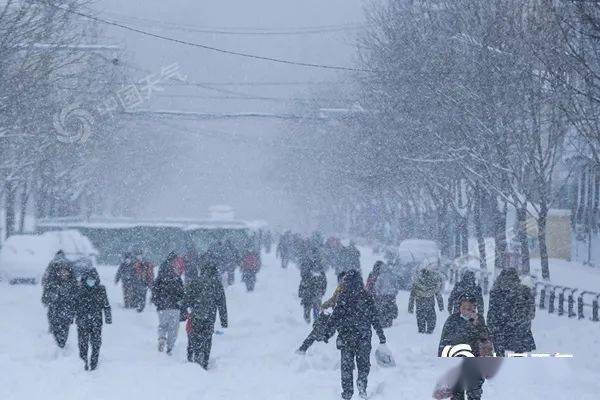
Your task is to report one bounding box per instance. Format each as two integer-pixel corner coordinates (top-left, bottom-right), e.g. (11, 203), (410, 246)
(0, 230), (97, 283)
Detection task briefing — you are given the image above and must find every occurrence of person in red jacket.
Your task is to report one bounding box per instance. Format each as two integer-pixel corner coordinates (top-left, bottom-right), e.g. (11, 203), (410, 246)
(240, 251), (261, 292)
(131, 249), (154, 312)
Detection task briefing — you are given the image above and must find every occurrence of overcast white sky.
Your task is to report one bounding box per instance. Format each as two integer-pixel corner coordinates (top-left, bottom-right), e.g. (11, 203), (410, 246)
(92, 0), (366, 227)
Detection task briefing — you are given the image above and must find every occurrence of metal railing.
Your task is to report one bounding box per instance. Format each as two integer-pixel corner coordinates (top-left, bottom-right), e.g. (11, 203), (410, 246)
(534, 282), (599, 322)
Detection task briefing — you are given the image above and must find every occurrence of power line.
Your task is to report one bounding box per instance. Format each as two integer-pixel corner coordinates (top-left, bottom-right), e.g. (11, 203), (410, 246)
(96, 12), (366, 36)
(156, 93), (354, 102)
(164, 80), (352, 87)
(43, 2), (374, 73)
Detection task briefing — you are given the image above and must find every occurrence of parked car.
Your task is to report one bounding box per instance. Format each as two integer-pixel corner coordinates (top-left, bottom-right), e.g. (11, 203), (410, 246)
(0, 230), (98, 284)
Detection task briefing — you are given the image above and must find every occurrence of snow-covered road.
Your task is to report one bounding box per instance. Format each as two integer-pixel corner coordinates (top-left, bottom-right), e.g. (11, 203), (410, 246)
(0, 250), (598, 399)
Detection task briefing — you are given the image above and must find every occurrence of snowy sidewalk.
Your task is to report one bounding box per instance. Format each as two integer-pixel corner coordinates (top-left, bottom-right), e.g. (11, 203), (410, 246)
(0, 251), (598, 399)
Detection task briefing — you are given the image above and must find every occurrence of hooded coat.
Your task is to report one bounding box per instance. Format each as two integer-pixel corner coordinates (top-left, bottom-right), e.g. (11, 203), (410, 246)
(184, 259), (228, 327)
(448, 271), (485, 315)
(151, 252), (185, 312)
(76, 269), (112, 327)
(325, 270), (386, 349)
(487, 269), (535, 354)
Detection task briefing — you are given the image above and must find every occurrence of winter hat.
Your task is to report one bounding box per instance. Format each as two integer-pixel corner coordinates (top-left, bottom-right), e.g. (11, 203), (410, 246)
(458, 292), (477, 305)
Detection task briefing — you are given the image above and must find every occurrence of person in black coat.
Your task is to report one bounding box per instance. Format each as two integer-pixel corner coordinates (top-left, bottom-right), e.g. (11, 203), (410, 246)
(184, 256), (228, 369)
(151, 252), (185, 355)
(487, 269), (533, 356)
(324, 270), (386, 400)
(438, 294), (491, 358)
(448, 270), (485, 316)
(76, 269), (111, 370)
(438, 295), (493, 400)
(298, 246), (327, 324)
(42, 257), (78, 348)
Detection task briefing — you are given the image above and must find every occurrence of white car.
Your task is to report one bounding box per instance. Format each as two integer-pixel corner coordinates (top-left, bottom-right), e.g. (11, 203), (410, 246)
(0, 230), (98, 284)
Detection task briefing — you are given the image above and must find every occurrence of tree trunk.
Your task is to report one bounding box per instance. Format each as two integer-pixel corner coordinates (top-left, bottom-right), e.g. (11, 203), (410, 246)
(4, 180), (17, 239)
(18, 181), (29, 233)
(438, 200), (451, 258)
(517, 203), (531, 275)
(474, 187), (489, 293)
(461, 214), (469, 255)
(538, 202), (551, 280)
(494, 198), (508, 271)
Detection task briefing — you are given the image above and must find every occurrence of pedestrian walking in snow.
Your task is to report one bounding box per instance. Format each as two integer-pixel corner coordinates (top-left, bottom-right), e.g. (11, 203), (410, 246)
(184, 258), (228, 369)
(240, 250), (261, 292)
(366, 261), (399, 328)
(222, 239), (240, 286)
(448, 270), (484, 316)
(487, 269), (536, 356)
(42, 255), (78, 349)
(340, 242), (361, 274)
(75, 269), (111, 371)
(115, 251), (136, 308)
(130, 249), (154, 312)
(276, 230), (292, 269)
(487, 269), (526, 356)
(324, 270), (387, 400)
(409, 267), (444, 334)
(298, 245), (327, 323)
(151, 252), (185, 355)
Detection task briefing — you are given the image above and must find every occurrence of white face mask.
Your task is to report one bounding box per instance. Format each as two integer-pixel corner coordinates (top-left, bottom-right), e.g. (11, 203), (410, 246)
(86, 278), (96, 287)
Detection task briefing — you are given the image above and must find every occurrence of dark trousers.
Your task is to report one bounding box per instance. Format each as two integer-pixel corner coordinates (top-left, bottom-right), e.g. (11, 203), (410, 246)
(242, 271), (256, 292)
(189, 319), (214, 369)
(122, 282), (134, 308)
(416, 301), (436, 333)
(133, 286), (147, 312)
(451, 360), (485, 400)
(50, 318), (71, 348)
(78, 323), (102, 369)
(340, 340), (371, 399)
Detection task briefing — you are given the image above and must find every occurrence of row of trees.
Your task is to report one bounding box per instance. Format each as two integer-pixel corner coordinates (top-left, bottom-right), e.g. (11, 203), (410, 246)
(0, 1), (142, 238)
(280, 0), (600, 279)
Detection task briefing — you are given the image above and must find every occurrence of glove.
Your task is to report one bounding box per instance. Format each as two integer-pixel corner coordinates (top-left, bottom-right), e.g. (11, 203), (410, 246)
(408, 309), (414, 314)
(221, 321), (228, 329)
(380, 338), (386, 345)
(105, 317), (112, 325)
